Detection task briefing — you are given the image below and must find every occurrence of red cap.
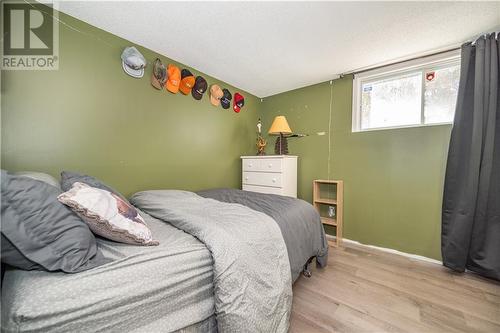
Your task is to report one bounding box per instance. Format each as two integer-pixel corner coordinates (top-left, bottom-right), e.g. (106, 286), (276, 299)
(233, 92), (245, 113)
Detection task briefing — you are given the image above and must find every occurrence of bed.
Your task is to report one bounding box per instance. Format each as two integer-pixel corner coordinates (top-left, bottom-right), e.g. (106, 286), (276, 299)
(1, 188), (328, 333)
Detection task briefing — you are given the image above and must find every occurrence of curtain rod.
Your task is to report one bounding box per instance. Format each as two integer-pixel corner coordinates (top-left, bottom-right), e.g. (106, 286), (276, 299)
(341, 46), (461, 77)
(342, 29), (500, 77)
(471, 29), (499, 45)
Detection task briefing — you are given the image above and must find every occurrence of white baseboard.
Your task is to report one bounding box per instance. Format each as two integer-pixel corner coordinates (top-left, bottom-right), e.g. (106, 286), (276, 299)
(326, 234), (442, 265)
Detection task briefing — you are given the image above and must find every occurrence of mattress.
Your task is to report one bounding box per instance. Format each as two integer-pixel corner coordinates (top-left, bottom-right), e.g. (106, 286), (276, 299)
(1, 211), (215, 333)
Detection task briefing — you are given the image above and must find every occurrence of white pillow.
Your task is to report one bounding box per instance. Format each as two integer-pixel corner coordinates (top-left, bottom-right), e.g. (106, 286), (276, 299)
(58, 182), (158, 246)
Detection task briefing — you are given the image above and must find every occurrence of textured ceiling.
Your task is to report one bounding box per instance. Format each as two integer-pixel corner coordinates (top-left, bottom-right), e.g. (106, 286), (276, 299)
(58, 1), (500, 97)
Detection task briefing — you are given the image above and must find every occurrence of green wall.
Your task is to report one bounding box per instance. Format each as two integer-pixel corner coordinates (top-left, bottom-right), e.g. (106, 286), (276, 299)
(1, 6), (451, 260)
(260, 77), (452, 260)
(1, 10), (260, 197)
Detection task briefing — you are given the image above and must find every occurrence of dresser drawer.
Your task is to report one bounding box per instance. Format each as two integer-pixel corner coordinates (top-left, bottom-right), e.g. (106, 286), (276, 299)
(259, 158), (282, 173)
(242, 171), (282, 188)
(243, 185), (283, 195)
(242, 158), (260, 172)
(242, 158), (282, 173)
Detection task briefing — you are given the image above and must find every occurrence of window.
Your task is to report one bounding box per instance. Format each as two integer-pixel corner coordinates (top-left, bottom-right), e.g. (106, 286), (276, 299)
(352, 51), (460, 132)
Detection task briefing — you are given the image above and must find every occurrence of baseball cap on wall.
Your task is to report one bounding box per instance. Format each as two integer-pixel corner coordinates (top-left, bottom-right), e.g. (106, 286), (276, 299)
(121, 46), (146, 78)
(192, 76), (208, 100)
(209, 84), (223, 106)
(233, 93), (245, 113)
(151, 58), (167, 89)
(220, 89), (232, 109)
(166, 64), (181, 93)
(179, 69), (195, 95)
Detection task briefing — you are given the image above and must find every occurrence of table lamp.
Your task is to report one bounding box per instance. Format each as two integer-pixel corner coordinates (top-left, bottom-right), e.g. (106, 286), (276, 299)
(268, 116), (292, 155)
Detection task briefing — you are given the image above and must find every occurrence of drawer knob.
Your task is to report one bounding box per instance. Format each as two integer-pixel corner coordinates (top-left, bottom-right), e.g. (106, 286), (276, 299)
(248, 163), (253, 168)
(245, 177), (249, 181)
(272, 178), (276, 183)
(268, 164), (272, 168)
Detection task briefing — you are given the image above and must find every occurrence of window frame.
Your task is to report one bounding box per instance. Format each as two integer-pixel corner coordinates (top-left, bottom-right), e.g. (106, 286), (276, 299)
(351, 50), (461, 132)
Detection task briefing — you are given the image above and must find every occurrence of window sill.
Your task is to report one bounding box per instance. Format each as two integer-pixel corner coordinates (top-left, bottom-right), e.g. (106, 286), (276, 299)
(352, 122), (453, 133)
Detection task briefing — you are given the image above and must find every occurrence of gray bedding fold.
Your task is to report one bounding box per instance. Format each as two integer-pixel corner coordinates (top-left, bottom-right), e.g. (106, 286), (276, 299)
(197, 188), (328, 282)
(130, 190), (292, 333)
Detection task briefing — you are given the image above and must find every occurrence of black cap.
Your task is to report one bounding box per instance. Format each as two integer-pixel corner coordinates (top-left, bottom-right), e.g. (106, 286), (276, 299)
(191, 76), (208, 100)
(181, 69), (193, 79)
(220, 89), (232, 109)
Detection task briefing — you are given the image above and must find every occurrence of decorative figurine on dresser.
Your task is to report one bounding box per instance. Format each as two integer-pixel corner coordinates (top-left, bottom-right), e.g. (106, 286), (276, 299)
(256, 118), (267, 155)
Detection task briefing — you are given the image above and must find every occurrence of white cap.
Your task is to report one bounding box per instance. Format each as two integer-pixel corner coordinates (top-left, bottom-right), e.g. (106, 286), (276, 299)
(121, 46), (146, 78)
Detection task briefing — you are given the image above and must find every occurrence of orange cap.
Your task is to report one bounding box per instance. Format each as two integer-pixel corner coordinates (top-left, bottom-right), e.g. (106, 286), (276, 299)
(179, 70), (195, 95)
(166, 64), (181, 93)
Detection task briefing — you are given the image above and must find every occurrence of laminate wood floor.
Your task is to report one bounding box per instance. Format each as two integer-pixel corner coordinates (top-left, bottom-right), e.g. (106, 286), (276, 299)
(289, 243), (500, 333)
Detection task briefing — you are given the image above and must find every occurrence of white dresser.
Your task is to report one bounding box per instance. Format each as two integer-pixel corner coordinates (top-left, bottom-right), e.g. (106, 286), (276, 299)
(241, 155), (298, 198)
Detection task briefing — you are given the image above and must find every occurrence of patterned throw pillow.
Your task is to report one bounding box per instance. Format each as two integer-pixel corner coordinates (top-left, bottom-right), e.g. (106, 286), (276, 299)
(58, 182), (159, 246)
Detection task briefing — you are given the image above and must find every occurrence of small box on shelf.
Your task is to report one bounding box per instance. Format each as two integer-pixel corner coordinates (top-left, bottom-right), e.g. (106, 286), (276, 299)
(313, 180), (343, 247)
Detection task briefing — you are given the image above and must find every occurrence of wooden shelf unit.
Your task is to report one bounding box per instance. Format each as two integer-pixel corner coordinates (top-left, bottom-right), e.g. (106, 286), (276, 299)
(313, 180), (343, 247)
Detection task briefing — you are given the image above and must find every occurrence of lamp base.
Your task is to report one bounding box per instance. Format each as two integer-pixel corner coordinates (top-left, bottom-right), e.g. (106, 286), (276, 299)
(274, 134), (289, 155)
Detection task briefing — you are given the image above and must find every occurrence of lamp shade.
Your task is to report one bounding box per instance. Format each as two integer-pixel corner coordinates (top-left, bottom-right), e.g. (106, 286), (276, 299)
(268, 116), (292, 135)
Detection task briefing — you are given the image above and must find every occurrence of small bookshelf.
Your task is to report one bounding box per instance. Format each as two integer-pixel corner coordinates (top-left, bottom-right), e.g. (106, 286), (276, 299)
(313, 180), (343, 247)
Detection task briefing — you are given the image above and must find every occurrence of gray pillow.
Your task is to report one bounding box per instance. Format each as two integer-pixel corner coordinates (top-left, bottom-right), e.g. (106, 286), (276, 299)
(1, 170), (109, 273)
(1, 234), (39, 270)
(61, 171), (128, 202)
(14, 171), (61, 189)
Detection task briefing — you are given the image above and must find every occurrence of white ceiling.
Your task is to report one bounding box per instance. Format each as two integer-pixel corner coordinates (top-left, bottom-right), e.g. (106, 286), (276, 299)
(58, 1), (500, 97)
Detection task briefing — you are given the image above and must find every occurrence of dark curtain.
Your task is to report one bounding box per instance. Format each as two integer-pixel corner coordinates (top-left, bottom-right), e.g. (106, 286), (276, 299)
(442, 33), (500, 281)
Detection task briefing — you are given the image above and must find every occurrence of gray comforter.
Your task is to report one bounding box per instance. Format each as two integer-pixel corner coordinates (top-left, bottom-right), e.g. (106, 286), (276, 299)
(197, 188), (329, 282)
(130, 190), (292, 333)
